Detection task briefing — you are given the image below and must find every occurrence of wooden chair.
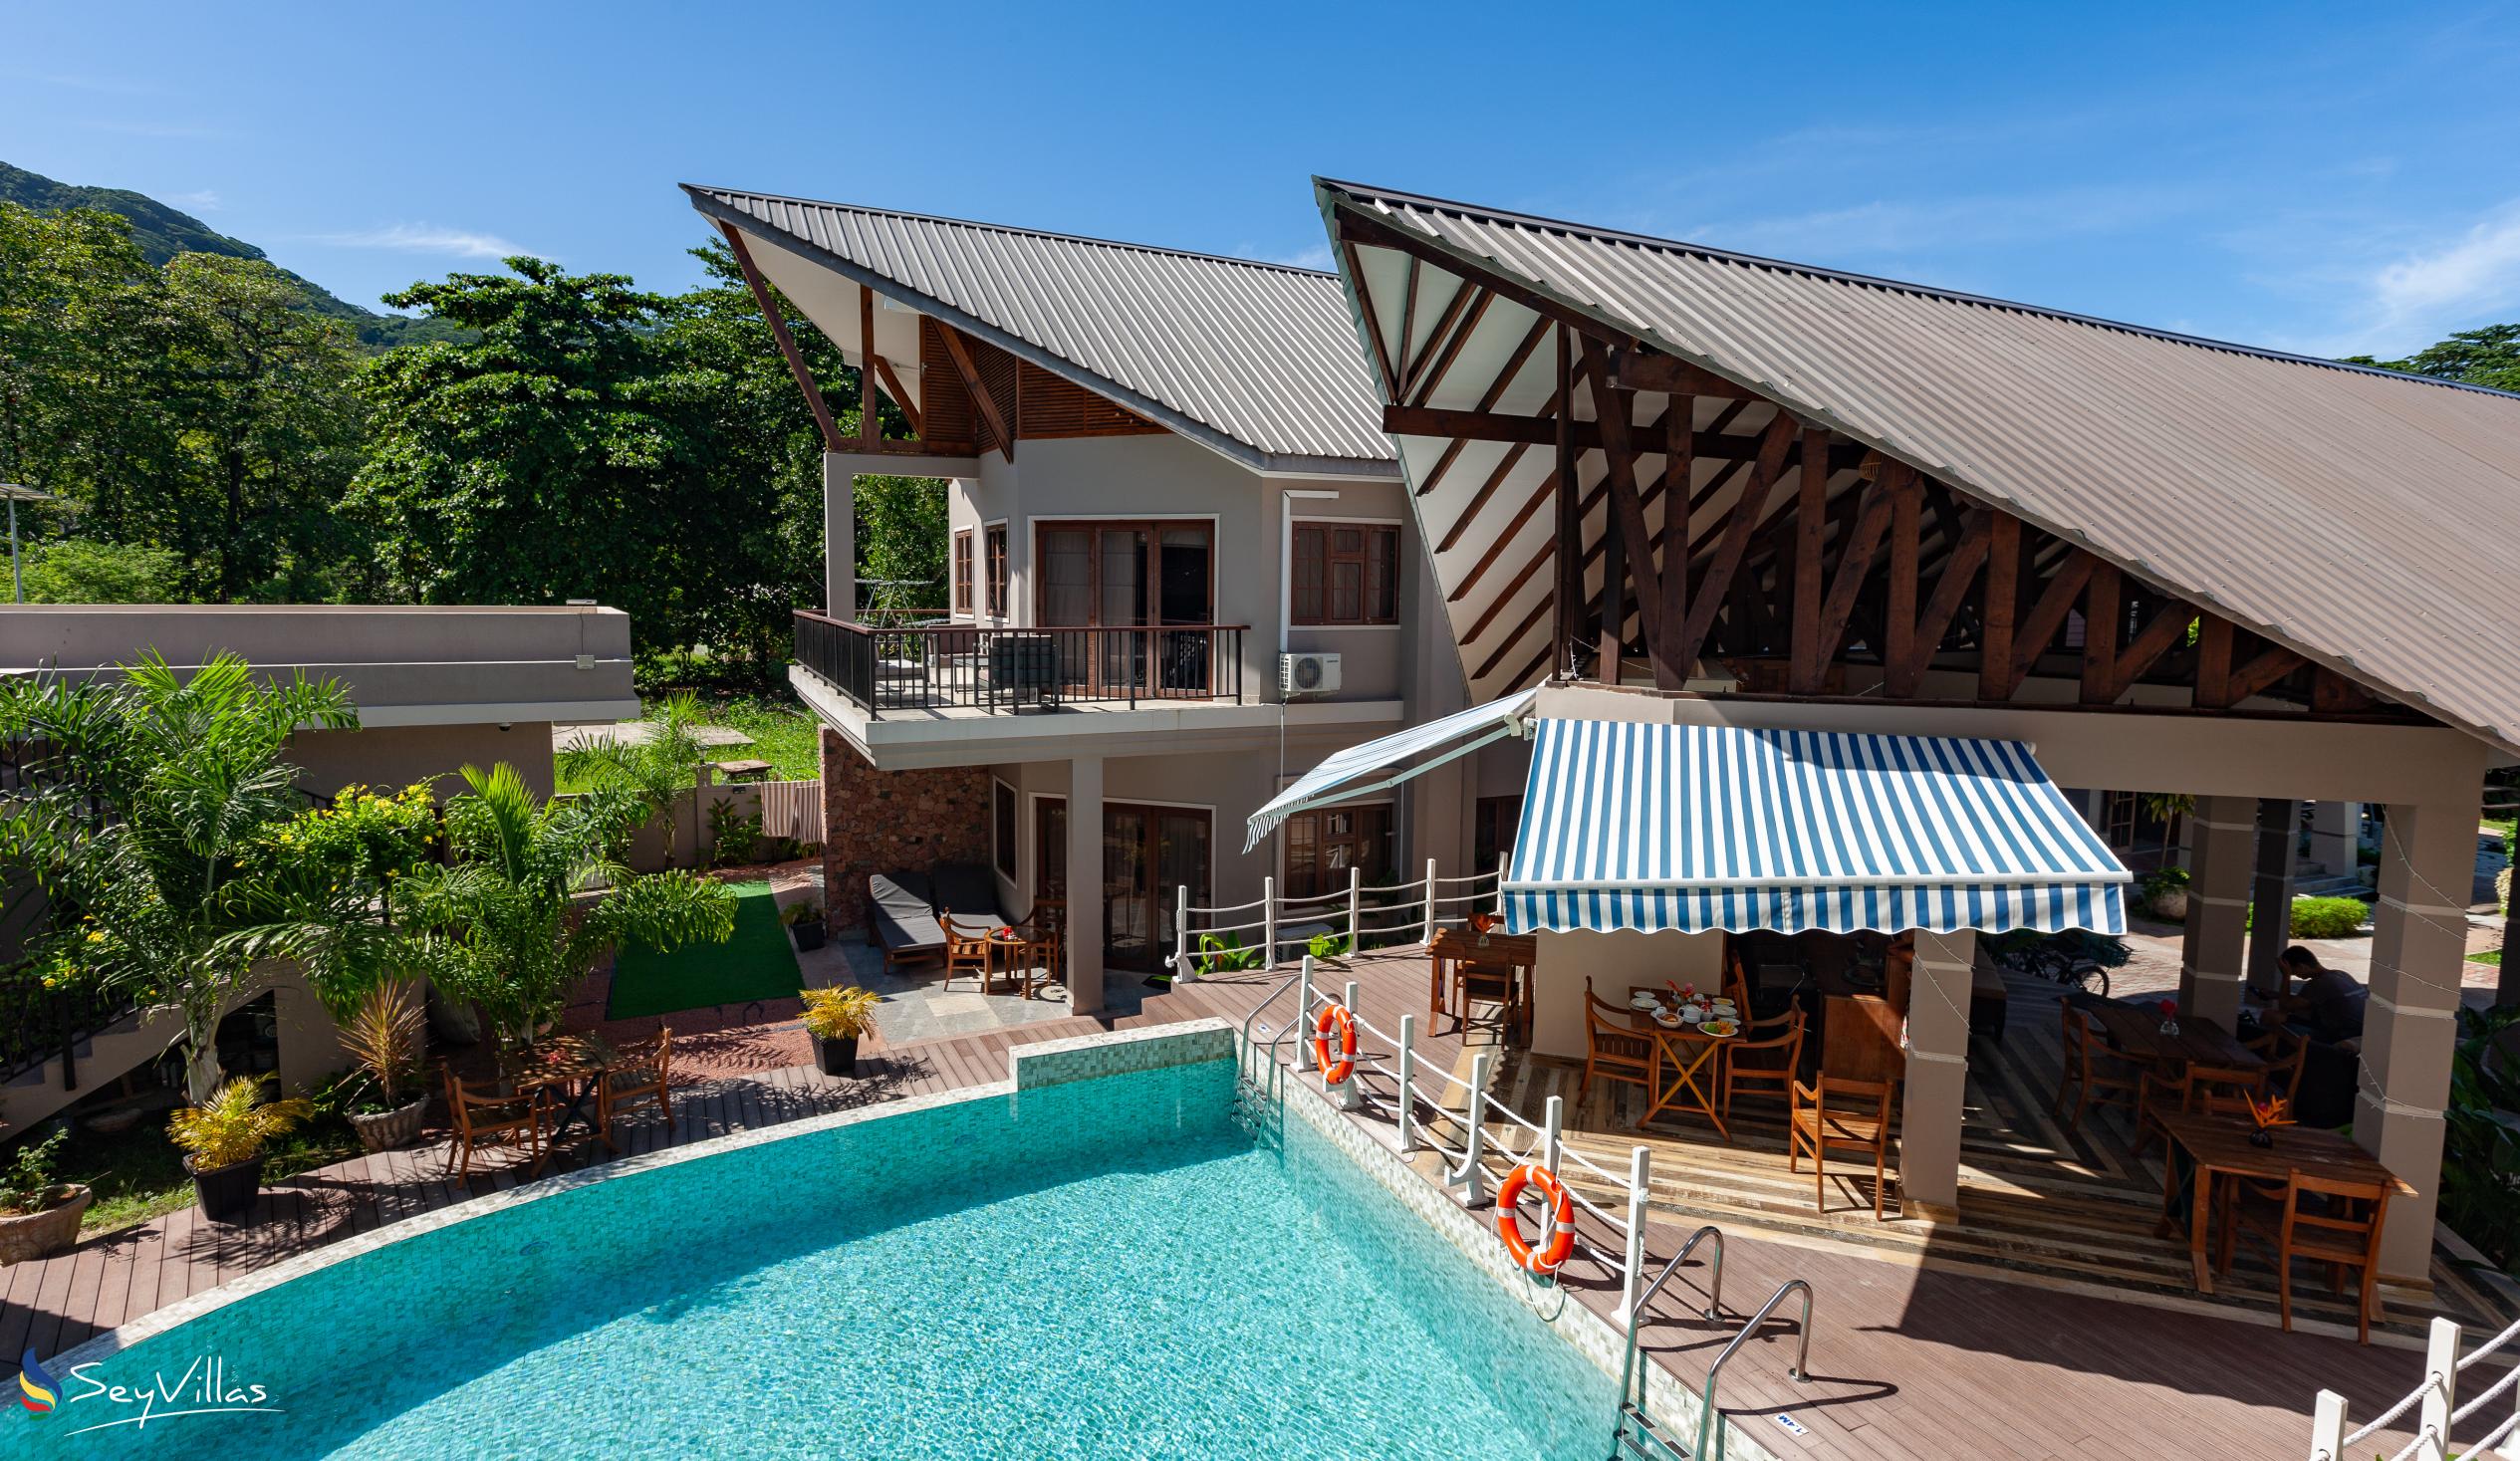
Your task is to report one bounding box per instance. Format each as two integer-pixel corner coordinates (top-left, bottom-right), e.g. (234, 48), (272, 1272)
(2244, 1027), (2310, 1106)
(1459, 959), (1530, 1045)
(443, 1065), (549, 1180)
(2136, 1062), (2268, 1151)
(2055, 1005), (2145, 1131)
(2217, 1170), (2392, 1342)
(598, 1029), (672, 1143)
(1579, 978), (1653, 1104)
(941, 914), (1000, 994)
(1006, 901), (1064, 999)
(1789, 995), (1904, 1218)
(1718, 1006), (1806, 1120)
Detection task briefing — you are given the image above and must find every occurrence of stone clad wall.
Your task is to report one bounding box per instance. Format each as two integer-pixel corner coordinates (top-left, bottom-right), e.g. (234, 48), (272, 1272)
(818, 729), (992, 930)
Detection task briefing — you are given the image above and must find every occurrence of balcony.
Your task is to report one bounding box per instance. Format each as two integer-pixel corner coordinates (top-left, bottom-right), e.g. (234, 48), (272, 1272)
(793, 610), (1247, 716)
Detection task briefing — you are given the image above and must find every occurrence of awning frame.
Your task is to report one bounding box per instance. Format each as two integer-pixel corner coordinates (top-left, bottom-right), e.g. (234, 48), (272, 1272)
(1244, 688), (1538, 851)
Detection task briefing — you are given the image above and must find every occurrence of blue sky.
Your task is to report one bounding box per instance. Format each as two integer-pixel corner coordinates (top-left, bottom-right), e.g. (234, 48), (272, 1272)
(8, 1), (2519, 360)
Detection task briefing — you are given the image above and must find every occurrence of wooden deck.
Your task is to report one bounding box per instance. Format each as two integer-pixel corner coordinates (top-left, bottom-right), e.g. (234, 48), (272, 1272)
(6, 945), (2511, 1459)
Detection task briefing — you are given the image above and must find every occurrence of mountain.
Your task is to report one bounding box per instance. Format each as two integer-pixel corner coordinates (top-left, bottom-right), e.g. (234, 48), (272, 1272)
(0, 161), (467, 351)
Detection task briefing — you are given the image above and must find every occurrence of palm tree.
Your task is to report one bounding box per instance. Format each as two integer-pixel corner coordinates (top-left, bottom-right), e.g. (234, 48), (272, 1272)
(0, 653), (358, 1102)
(555, 691), (712, 866)
(398, 763), (733, 1055)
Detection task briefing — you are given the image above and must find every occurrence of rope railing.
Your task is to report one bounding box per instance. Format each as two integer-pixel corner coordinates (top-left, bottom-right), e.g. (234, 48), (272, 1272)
(1257, 955), (1659, 1328)
(1168, 859), (1506, 978)
(2314, 1315), (2520, 1460)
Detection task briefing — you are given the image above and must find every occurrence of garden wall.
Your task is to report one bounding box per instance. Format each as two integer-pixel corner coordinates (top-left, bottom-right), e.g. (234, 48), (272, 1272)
(818, 730), (992, 930)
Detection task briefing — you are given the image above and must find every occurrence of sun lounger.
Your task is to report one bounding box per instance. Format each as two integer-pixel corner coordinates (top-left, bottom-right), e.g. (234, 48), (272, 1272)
(868, 870), (945, 971)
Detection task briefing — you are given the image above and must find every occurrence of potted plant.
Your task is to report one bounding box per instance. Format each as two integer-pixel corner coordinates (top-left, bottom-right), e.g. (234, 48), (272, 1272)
(167, 1078), (312, 1223)
(784, 900), (828, 952)
(2138, 865), (2191, 921)
(800, 985), (880, 1078)
(0, 1130), (91, 1264)
(339, 979), (430, 1152)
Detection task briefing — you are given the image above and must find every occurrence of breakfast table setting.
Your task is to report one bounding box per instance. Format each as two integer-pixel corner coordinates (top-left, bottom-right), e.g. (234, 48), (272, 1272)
(1624, 983), (1744, 1138)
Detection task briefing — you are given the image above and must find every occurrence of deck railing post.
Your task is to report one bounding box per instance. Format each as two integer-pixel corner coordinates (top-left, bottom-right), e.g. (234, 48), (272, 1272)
(1173, 883), (1192, 983)
(1295, 955), (1316, 1072)
(1542, 1094), (1564, 1178)
(1496, 852), (1511, 916)
(1421, 857), (1438, 944)
(2309, 1389), (2347, 1461)
(1616, 1145), (1652, 1327)
(1262, 875), (1280, 971)
(1458, 1050), (1493, 1210)
(1333, 979), (1364, 1110)
(2419, 1317), (2460, 1461)
(1347, 864), (1362, 951)
(1395, 1014), (1417, 1153)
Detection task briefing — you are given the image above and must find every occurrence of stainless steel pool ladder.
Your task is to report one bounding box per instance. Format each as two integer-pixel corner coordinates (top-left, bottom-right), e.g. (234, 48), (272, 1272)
(1232, 967), (1306, 1109)
(1610, 1226), (1813, 1461)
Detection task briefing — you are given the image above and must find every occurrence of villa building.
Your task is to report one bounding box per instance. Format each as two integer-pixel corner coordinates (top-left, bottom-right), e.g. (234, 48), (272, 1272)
(684, 185), (1501, 1017)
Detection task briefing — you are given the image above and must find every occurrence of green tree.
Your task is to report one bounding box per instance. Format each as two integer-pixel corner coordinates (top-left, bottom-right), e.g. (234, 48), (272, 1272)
(0, 653), (359, 1102)
(2345, 323), (2520, 392)
(397, 763), (734, 1054)
(555, 691), (712, 866)
(21, 537), (180, 604)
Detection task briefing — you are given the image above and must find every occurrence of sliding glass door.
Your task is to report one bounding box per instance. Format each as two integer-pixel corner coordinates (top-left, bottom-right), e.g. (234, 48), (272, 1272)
(1034, 797), (1210, 974)
(1034, 521), (1213, 694)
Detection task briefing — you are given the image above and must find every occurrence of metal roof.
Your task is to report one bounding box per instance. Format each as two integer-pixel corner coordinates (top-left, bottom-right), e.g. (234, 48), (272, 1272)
(1317, 178), (2520, 753)
(685, 185), (1397, 476)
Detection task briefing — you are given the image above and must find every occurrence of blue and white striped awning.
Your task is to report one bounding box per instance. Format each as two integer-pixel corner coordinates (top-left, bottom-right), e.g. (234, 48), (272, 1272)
(1506, 719), (2128, 937)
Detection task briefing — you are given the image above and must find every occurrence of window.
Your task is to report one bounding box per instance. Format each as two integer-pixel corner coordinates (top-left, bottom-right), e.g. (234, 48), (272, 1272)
(952, 529), (974, 615)
(1282, 804), (1394, 899)
(1473, 795), (1523, 878)
(1291, 523), (1398, 625)
(984, 524), (1008, 618)
(993, 779), (1018, 878)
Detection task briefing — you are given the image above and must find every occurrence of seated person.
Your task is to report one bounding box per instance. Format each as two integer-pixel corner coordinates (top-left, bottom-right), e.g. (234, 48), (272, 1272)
(2269, 944), (2368, 1049)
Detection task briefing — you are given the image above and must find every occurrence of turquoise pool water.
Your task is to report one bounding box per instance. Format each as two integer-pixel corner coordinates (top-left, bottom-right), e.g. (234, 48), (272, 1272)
(23, 1058), (1614, 1458)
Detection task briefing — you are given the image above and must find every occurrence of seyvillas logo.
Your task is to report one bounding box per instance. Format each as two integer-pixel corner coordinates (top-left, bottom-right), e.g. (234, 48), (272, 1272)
(17, 1350), (57, 1414)
(15, 1351), (283, 1437)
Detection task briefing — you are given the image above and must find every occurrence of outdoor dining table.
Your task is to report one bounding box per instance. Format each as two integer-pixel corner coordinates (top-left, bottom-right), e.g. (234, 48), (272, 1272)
(1624, 988), (1742, 1140)
(2078, 1000), (2264, 1071)
(2151, 1108), (2411, 1295)
(986, 925), (1050, 999)
(517, 1033), (628, 1171)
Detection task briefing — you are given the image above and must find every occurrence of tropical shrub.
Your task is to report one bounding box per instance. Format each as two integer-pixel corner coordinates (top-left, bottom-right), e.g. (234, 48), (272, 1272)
(2440, 1006), (2520, 1269)
(800, 985), (880, 1041)
(167, 1079), (313, 1169)
(0, 653), (359, 1100)
(336, 979), (426, 1111)
(555, 692), (711, 866)
(1193, 930), (1265, 974)
(398, 763), (735, 1054)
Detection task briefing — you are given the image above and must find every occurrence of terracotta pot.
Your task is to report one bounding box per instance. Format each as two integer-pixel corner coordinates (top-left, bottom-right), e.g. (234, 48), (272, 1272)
(2149, 887), (2189, 921)
(811, 1033), (860, 1079)
(0, 1185), (92, 1265)
(348, 1096), (430, 1153)
(186, 1155), (265, 1223)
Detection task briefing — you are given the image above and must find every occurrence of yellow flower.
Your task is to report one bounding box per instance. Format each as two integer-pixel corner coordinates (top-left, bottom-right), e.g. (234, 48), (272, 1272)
(86, 931), (104, 943)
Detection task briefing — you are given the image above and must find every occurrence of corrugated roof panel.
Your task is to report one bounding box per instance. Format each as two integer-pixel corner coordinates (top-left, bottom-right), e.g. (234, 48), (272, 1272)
(1319, 179), (2520, 752)
(687, 185), (1395, 472)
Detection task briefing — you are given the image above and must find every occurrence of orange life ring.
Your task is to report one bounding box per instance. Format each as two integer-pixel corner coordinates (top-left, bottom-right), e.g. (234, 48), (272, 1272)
(1496, 1163), (1578, 1276)
(1313, 1002), (1358, 1085)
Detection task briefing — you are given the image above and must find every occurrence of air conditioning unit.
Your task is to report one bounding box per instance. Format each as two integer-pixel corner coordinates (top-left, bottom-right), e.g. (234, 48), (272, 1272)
(1279, 651), (1342, 697)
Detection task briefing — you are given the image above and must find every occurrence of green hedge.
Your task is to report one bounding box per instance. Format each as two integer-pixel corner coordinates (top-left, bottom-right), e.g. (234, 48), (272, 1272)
(2287, 895), (2371, 939)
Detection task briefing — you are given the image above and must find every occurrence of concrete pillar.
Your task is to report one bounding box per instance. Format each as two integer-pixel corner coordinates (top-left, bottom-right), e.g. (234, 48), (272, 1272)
(2361, 798), (2473, 1280)
(822, 453), (857, 617)
(2245, 798), (2299, 999)
(2178, 795), (2256, 1027)
(1065, 754), (1106, 1017)
(1898, 928), (1974, 1221)
(2306, 800), (2360, 879)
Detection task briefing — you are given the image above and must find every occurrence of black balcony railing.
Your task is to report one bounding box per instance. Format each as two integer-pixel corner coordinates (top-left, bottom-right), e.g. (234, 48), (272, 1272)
(794, 611), (1247, 714)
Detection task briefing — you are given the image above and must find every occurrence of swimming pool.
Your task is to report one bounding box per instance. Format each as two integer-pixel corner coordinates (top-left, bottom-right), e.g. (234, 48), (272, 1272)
(22, 1047), (1615, 1458)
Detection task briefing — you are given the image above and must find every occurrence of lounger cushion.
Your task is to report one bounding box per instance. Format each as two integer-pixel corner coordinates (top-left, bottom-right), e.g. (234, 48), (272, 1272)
(928, 862), (1009, 933)
(869, 870), (945, 954)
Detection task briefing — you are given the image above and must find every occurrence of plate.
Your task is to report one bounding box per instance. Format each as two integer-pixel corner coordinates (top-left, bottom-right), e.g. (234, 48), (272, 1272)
(1701, 1020), (1738, 1038)
(1629, 993), (1661, 1009)
(1652, 1013), (1683, 1028)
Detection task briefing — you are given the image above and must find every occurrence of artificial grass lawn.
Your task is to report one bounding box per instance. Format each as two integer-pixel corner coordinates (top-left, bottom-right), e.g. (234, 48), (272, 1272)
(2471, 949), (2503, 966)
(606, 879), (802, 1020)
